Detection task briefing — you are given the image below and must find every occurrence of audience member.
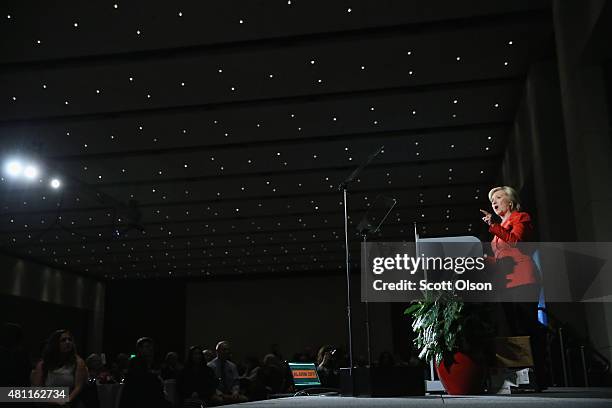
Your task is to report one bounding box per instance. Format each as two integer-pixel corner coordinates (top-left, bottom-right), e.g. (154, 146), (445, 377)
(316, 345), (340, 388)
(119, 337), (171, 408)
(79, 354), (111, 408)
(241, 356), (261, 379)
(208, 340), (248, 404)
(0, 322), (31, 387)
(259, 353), (287, 395)
(202, 349), (215, 364)
(31, 329), (88, 406)
(86, 353), (114, 384)
(161, 351), (183, 380)
(178, 346), (220, 407)
(240, 356), (262, 400)
(110, 352), (130, 383)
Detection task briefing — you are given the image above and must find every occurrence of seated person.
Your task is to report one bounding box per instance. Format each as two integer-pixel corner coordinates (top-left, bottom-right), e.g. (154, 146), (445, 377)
(86, 353), (114, 384)
(202, 349), (215, 364)
(178, 346), (220, 406)
(119, 337), (171, 408)
(207, 341), (248, 404)
(259, 354), (288, 395)
(240, 356), (264, 400)
(160, 351), (183, 380)
(316, 345), (339, 388)
(109, 353), (129, 383)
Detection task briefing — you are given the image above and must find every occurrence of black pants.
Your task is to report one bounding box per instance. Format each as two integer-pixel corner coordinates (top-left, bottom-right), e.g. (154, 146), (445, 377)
(501, 284), (549, 388)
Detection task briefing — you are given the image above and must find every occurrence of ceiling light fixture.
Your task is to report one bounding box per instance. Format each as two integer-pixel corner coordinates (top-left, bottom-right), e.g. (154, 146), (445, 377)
(50, 179), (61, 189)
(23, 165), (39, 180)
(4, 160), (23, 177)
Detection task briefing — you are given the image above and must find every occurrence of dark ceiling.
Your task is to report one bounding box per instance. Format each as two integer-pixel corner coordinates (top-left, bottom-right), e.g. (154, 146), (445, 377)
(0, 0), (554, 280)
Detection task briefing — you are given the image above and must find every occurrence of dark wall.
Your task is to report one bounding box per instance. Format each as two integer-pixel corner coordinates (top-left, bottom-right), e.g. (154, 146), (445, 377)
(186, 274), (349, 362)
(103, 279), (186, 363)
(104, 274), (397, 366)
(0, 294), (90, 363)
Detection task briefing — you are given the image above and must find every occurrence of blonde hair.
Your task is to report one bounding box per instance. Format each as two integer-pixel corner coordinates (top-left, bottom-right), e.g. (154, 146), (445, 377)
(488, 186), (521, 211)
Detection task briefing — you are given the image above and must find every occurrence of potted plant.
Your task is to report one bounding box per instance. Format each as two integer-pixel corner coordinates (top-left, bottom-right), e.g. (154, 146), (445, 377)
(404, 292), (492, 395)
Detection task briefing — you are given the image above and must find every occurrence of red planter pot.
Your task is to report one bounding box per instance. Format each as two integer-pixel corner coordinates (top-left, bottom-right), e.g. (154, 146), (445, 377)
(436, 352), (485, 395)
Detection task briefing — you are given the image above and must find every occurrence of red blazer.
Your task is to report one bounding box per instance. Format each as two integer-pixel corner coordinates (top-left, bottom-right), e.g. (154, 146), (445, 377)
(489, 211), (537, 288)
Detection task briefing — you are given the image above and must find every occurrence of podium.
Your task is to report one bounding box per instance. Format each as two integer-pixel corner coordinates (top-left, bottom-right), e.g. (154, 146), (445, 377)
(415, 233), (484, 393)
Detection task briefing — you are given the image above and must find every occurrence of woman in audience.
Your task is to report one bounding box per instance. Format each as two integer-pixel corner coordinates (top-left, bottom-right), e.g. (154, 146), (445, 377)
(177, 345), (220, 407)
(31, 329), (88, 406)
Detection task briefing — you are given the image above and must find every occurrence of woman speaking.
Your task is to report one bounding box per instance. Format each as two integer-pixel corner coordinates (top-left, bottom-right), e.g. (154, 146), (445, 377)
(480, 185), (547, 389)
(480, 186), (538, 300)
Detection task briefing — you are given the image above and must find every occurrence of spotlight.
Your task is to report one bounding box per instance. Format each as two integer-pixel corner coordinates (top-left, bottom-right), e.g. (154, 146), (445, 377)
(23, 165), (39, 180)
(50, 178), (61, 189)
(5, 160), (23, 177)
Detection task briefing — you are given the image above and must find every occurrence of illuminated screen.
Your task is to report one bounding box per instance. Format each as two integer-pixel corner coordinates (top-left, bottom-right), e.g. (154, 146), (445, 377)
(288, 362), (322, 388)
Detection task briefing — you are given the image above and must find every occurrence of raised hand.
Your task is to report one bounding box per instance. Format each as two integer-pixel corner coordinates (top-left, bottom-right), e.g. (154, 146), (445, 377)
(480, 209), (493, 225)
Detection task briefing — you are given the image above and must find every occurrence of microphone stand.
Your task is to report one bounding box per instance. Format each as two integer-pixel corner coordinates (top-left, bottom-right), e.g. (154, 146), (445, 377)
(356, 195), (397, 368)
(337, 145), (384, 381)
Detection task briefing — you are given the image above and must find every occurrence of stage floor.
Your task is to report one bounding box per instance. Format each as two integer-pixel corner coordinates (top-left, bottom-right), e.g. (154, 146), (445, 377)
(229, 388), (612, 407)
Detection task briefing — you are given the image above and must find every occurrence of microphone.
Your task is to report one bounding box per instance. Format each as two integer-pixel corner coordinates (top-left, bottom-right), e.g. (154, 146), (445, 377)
(338, 145), (385, 191)
(369, 145), (385, 160)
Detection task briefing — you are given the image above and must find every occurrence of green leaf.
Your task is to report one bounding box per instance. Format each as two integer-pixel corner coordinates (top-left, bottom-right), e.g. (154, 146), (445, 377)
(404, 304), (421, 315)
(405, 294), (480, 362)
